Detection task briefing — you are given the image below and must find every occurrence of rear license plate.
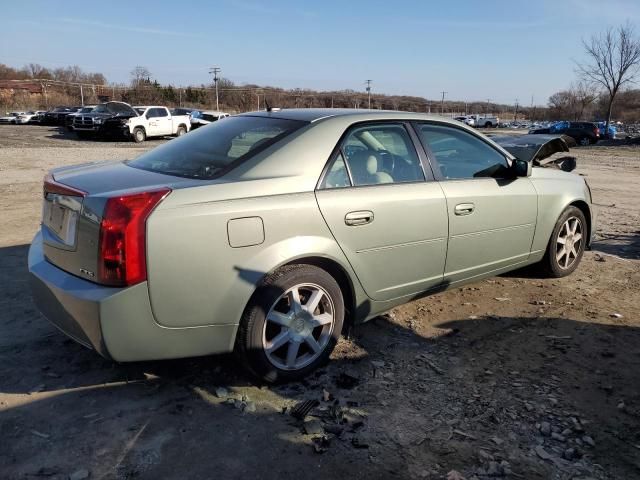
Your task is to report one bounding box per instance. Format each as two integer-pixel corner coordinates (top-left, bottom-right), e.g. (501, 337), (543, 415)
(43, 199), (78, 246)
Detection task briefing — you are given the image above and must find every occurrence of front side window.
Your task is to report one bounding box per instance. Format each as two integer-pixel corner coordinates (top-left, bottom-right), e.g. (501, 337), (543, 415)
(416, 124), (509, 180)
(337, 123), (424, 187)
(128, 116), (307, 179)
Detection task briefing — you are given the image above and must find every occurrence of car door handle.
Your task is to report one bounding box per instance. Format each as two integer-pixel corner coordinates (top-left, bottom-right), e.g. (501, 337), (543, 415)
(454, 203), (475, 216)
(345, 211), (374, 226)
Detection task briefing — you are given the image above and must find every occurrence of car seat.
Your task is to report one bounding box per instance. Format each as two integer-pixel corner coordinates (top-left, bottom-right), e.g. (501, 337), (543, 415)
(349, 151), (394, 185)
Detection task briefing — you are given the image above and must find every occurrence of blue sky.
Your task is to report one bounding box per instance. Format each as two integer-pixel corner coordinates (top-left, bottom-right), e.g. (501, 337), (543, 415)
(2, 0), (639, 104)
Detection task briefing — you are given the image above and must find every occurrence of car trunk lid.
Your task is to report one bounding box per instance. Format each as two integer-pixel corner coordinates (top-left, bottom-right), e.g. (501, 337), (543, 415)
(42, 161), (203, 283)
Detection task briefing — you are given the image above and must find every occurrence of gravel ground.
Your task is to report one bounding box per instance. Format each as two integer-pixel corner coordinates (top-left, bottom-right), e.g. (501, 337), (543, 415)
(1, 125), (639, 480)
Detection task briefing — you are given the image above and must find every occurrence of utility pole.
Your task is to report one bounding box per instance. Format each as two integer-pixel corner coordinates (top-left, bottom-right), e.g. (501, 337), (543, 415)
(514, 98), (519, 122)
(209, 66), (221, 111)
(486, 98), (491, 115)
(440, 91), (447, 114)
(41, 83), (48, 108)
(179, 88), (182, 107)
(80, 85), (84, 106)
(365, 80), (372, 109)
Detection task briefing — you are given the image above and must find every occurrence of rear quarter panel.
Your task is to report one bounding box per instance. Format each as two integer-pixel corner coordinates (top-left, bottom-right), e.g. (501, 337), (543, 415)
(146, 187), (365, 328)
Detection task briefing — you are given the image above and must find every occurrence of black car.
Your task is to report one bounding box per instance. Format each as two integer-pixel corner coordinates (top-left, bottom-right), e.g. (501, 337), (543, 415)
(72, 101), (138, 139)
(529, 121), (600, 146)
(42, 106), (83, 126)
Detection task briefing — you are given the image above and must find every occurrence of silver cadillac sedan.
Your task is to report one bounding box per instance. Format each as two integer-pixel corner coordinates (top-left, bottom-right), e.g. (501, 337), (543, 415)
(29, 109), (594, 382)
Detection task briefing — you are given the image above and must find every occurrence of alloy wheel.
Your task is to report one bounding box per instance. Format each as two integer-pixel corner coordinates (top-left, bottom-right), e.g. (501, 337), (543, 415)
(556, 216), (583, 269)
(262, 283), (335, 371)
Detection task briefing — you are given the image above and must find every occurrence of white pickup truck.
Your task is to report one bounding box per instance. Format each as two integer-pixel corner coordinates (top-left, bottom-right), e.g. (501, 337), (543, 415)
(126, 106), (191, 142)
(469, 114), (499, 128)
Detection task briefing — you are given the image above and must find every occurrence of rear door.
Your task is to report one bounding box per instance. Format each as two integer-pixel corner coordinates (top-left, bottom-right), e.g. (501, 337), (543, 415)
(156, 108), (173, 135)
(315, 122), (448, 301)
(414, 122), (538, 284)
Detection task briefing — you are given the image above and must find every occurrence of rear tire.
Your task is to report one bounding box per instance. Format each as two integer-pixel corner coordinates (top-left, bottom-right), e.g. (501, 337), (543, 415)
(539, 206), (587, 278)
(578, 136), (590, 146)
(235, 264), (344, 383)
(484, 121), (492, 128)
(133, 127), (146, 143)
(176, 125), (187, 136)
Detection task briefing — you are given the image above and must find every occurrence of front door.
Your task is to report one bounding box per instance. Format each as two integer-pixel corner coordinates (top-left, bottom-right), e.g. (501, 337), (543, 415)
(315, 122), (448, 301)
(414, 122), (538, 284)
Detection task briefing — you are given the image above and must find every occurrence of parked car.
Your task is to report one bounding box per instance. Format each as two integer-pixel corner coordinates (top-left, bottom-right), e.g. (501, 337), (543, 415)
(529, 121), (600, 146)
(42, 106), (82, 126)
(596, 122), (616, 139)
(105, 105), (190, 142)
(29, 109), (594, 382)
(14, 111), (45, 124)
(0, 111), (25, 124)
(190, 110), (230, 129)
(72, 101), (139, 138)
(469, 114), (499, 128)
(454, 116), (475, 127)
(65, 106), (97, 131)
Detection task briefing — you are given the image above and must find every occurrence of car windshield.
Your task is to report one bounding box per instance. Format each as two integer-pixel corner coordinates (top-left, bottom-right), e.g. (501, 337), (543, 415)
(128, 116), (307, 179)
(79, 107), (94, 113)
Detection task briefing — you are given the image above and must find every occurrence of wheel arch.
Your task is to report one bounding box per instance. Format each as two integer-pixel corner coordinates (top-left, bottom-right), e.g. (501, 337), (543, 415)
(279, 256), (356, 326)
(569, 199), (592, 248)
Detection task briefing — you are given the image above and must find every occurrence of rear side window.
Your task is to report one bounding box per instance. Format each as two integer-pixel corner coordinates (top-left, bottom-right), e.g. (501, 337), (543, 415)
(416, 124), (509, 180)
(340, 123), (424, 186)
(128, 116), (307, 179)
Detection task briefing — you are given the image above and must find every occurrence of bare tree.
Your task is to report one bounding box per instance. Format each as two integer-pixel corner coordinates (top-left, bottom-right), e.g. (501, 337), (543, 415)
(571, 81), (598, 120)
(578, 23), (640, 132)
(130, 66), (152, 87)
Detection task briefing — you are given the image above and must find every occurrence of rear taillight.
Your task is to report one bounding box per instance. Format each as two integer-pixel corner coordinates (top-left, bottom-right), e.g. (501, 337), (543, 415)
(43, 173), (86, 197)
(595, 127), (600, 136)
(98, 188), (171, 286)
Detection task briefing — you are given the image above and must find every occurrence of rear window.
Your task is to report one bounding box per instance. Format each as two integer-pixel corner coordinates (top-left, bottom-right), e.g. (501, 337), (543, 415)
(128, 116), (307, 179)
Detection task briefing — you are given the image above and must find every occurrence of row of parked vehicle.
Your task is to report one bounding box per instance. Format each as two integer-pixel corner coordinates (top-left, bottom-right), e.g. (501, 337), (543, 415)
(0, 103), (230, 142)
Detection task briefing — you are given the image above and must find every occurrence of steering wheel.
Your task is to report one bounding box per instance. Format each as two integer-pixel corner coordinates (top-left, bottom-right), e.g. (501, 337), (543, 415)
(376, 149), (395, 175)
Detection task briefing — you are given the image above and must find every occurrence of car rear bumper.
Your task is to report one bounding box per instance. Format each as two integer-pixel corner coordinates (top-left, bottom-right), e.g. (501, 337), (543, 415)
(28, 231), (238, 362)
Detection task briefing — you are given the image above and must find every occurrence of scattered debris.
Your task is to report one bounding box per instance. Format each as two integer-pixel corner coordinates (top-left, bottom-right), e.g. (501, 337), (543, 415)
(30, 430), (50, 439)
(303, 418), (324, 436)
(214, 387), (229, 398)
(535, 445), (552, 460)
(610, 313), (623, 319)
(494, 297), (511, 302)
(69, 469), (90, 480)
(290, 399), (319, 420)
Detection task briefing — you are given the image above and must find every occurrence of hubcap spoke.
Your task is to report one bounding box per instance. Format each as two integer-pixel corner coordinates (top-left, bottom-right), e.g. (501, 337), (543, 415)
(311, 313), (333, 327)
(286, 339), (301, 367)
(573, 232), (582, 243)
(305, 289), (324, 313)
(556, 247), (566, 263)
(557, 236), (567, 245)
(266, 330), (290, 353)
(268, 311), (291, 327)
(305, 335), (322, 353)
(288, 288), (303, 314)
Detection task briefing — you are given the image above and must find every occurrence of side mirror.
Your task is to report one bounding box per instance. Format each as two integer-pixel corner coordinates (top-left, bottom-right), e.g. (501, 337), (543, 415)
(511, 158), (531, 177)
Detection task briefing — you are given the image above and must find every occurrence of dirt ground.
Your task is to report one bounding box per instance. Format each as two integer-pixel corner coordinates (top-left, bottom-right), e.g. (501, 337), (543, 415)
(1, 125), (639, 480)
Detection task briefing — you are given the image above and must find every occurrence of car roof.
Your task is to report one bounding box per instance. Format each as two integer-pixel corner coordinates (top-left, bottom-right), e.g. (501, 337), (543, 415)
(199, 110), (229, 115)
(240, 108), (462, 124)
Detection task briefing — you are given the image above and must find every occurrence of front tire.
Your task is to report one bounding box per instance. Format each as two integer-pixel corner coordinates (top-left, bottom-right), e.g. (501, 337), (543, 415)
(133, 127), (146, 143)
(578, 136), (590, 146)
(540, 206), (587, 277)
(236, 264), (344, 383)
